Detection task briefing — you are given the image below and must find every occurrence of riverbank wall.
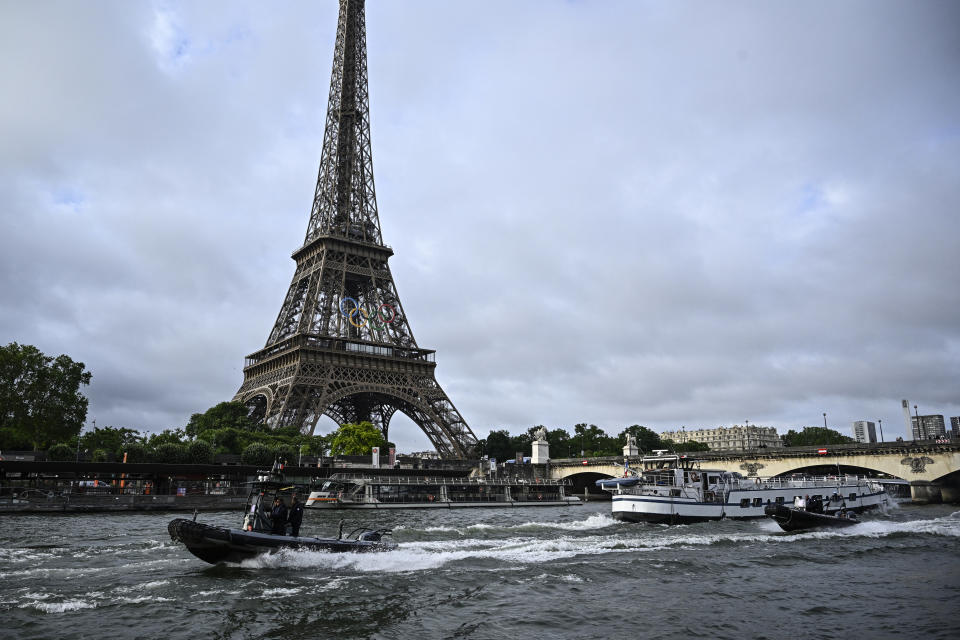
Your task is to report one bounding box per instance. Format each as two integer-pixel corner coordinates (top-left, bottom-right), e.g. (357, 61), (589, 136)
(0, 494), (249, 514)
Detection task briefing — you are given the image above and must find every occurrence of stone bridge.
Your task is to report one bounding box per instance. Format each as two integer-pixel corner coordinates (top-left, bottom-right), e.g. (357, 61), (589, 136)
(545, 441), (960, 504)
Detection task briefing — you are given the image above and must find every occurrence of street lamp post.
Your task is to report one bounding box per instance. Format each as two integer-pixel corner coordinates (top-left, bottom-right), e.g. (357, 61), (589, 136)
(823, 413), (827, 429)
(76, 419), (94, 462)
(878, 419), (883, 443)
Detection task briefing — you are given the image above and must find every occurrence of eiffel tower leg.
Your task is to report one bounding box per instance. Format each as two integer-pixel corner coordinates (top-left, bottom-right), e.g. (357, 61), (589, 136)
(371, 404), (398, 443)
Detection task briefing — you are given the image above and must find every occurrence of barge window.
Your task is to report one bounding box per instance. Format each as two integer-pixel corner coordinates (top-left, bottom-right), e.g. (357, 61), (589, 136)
(752, 498), (763, 507)
(775, 496), (784, 504)
(849, 493), (857, 501)
(739, 498), (750, 508)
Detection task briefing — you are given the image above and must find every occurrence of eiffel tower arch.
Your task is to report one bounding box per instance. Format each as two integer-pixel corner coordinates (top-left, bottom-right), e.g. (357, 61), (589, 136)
(233, 0), (478, 458)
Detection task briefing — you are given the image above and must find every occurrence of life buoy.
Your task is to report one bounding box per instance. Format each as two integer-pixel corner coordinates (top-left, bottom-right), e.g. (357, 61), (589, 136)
(427, 494), (434, 502)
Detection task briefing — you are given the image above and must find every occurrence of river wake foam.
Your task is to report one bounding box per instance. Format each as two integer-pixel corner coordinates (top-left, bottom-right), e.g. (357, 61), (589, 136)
(219, 510), (960, 574)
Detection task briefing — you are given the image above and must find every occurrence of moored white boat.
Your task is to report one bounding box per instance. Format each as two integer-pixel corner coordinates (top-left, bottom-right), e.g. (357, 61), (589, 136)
(597, 453), (890, 524)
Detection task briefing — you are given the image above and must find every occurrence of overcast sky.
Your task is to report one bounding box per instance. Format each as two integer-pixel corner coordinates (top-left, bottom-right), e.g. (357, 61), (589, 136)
(2, 0), (958, 452)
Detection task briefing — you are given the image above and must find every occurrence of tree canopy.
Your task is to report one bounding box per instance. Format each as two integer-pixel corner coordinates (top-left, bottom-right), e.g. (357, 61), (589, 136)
(476, 423), (710, 460)
(0, 342), (91, 450)
(329, 421), (386, 456)
(782, 426), (855, 446)
(618, 425), (663, 452)
(185, 401), (261, 439)
(79, 426), (141, 456)
(479, 429), (521, 462)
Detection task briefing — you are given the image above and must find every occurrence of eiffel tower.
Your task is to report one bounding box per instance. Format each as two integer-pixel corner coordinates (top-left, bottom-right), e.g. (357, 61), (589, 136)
(233, 0), (478, 458)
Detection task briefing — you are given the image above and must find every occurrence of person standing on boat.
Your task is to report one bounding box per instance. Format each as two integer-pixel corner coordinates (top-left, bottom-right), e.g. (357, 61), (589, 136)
(288, 494), (304, 537)
(270, 497), (288, 535)
(809, 495), (823, 513)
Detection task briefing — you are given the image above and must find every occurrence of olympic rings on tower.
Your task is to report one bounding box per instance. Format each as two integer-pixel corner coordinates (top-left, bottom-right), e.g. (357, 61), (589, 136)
(339, 297), (397, 330)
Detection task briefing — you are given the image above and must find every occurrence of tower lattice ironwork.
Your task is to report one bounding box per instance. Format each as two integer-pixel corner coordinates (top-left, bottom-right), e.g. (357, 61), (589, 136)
(234, 0), (477, 458)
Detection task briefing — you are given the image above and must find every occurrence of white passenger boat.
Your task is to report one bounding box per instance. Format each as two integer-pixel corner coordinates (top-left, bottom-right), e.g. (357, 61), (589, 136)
(307, 472), (582, 509)
(597, 453), (890, 524)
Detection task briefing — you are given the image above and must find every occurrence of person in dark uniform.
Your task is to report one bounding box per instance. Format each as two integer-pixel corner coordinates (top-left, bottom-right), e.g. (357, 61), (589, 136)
(288, 494), (305, 537)
(808, 495), (823, 513)
(270, 497), (288, 535)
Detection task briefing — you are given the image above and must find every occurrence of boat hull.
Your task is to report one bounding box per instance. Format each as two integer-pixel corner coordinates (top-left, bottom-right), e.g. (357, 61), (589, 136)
(167, 519), (395, 564)
(764, 504), (860, 532)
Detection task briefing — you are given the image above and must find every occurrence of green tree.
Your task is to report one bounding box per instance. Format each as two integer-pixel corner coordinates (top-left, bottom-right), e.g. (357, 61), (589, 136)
(187, 440), (214, 464)
(572, 423), (608, 457)
(197, 427), (241, 454)
(47, 443), (74, 461)
(241, 442), (274, 467)
(618, 425), (663, 452)
(509, 431), (531, 460)
(329, 422), (385, 456)
(154, 442), (189, 464)
(782, 427), (855, 447)
(185, 401), (259, 439)
(145, 429), (186, 449)
(273, 444), (297, 465)
(80, 426), (142, 457)
(480, 429), (514, 463)
(122, 442), (148, 463)
(303, 434), (329, 457)
(272, 424), (304, 440)
(91, 448), (110, 462)
(543, 427), (572, 457)
(0, 342), (92, 450)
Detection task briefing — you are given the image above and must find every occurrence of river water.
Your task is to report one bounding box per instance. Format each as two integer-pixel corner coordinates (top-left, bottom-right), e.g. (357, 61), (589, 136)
(1, 501), (958, 640)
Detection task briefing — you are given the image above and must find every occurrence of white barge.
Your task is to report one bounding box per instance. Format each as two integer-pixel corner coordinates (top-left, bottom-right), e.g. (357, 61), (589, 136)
(307, 472), (581, 509)
(597, 453), (890, 524)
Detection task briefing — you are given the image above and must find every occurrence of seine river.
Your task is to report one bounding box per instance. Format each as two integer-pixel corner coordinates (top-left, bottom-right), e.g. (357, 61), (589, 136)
(1, 502), (958, 640)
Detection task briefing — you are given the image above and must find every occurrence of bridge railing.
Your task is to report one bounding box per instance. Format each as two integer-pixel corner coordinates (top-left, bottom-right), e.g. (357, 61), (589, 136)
(548, 440), (958, 466)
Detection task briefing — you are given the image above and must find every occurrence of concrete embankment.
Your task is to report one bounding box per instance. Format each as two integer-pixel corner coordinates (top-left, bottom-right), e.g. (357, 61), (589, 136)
(0, 494), (248, 514)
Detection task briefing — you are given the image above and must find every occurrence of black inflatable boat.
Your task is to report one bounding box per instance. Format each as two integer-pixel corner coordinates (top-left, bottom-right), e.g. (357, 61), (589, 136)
(168, 518), (395, 564)
(168, 461), (395, 564)
(764, 503), (860, 532)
